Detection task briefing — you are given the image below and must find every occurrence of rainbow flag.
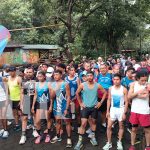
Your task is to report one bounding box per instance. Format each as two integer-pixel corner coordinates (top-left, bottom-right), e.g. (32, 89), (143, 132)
(0, 25), (11, 55)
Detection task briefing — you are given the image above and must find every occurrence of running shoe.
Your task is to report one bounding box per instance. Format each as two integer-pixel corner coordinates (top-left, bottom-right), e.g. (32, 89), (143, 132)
(14, 125), (21, 132)
(66, 138), (72, 148)
(88, 132), (94, 138)
(19, 135), (26, 145)
(0, 129), (4, 136)
(117, 141), (123, 150)
(145, 147), (150, 150)
(45, 134), (50, 143)
(50, 136), (62, 144)
(128, 145), (136, 150)
(90, 137), (98, 146)
(32, 129), (39, 138)
(103, 142), (112, 150)
(86, 128), (92, 134)
(2, 131), (9, 138)
(74, 140), (83, 150)
(35, 135), (42, 144)
(7, 121), (12, 126)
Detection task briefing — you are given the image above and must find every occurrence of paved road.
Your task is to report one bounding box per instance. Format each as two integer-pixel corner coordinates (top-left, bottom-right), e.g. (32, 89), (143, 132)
(0, 122), (133, 150)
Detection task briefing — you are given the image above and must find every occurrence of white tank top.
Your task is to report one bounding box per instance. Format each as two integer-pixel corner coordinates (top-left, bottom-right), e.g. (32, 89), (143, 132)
(131, 82), (150, 114)
(111, 85), (125, 108)
(0, 84), (6, 101)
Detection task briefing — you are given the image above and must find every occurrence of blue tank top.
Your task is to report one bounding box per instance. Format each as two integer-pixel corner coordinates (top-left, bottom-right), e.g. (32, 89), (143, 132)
(52, 81), (67, 112)
(82, 82), (99, 107)
(36, 82), (50, 103)
(65, 76), (78, 100)
(97, 73), (112, 90)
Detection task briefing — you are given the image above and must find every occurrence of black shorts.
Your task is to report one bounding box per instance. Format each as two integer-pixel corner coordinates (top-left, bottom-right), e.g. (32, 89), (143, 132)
(10, 100), (20, 110)
(81, 107), (98, 119)
(36, 102), (50, 110)
(0, 101), (6, 109)
(98, 99), (107, 112)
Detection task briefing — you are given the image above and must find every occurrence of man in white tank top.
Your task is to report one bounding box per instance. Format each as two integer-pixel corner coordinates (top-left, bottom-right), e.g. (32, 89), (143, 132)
(128, 71), (150, 150)
(103, 74), (128, 150)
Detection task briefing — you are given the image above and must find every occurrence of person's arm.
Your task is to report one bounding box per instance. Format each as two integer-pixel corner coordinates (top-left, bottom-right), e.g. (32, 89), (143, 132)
(65, 83), (71, 111)
(76, 83), (85, 108)
(20, 87), (24, 111)
(123, 87), (128, 114)
(48, 83), (55, 113)
(106, 88), (111, 118)
(98, 84), (107, 104)
(32, 84), (37, 114)
(128, 82), (138, 101)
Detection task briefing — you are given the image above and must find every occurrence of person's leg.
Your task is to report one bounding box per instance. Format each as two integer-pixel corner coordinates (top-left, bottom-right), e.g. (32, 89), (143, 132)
(65, 120), (72, 138)
(107, 119), (114, 143)
(144, 127), (150, 147)
(13, 109), (19, 125)
(21, 115), (28, 135)
(35, 109), (41, 131)
(118, 121), (124, 141)
(131, 127), (138, 146)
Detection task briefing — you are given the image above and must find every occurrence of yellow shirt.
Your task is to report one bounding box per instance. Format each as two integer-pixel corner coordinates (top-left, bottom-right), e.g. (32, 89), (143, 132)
(8, 76), (21, 101)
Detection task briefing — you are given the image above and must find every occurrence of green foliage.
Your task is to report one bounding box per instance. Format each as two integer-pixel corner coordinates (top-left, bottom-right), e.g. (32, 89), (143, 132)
(0, 0), (149, 58)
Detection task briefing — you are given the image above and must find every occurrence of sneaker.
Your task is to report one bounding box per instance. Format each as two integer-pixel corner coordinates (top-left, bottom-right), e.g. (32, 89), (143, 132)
(2, 131), (9, 138)
(90, 137), (98, 146)
(27, 124), (33, 130)
(128, 145), (136, 150)
(35, 136), (42, 144)
(74, 140), (83, 150)
(7, 121), (12, 126)
(103, 142), (112, 150)
(19, 135), (26, 145)
(45, 134), (50, 143)
(145, 147), (150, 150)
(50, 136), (62, 144)
(86, 128), (92, 134)
(88, 132), (94, 138)
(14, 125), (21, 132)
(117, 141), (123, 150)
(32, 129), (39, 138)
(66, 138), (72, 148)
(0, 129), (4, 136)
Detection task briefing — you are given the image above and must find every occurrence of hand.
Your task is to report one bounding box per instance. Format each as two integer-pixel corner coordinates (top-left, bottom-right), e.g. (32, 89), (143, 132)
(64, 109), (68, 116)
(80, 103), (86, 108)
(95, 102), (102, 109)
(106, 112), (110, 119)
(48, 106), (52, 113)
(20, 104), (23, 111)
(122, 113), (126, 121)
(31, 107), (35, 114)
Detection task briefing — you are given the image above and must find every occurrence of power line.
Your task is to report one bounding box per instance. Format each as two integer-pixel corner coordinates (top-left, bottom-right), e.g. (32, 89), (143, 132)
(9, 24), (64, 32)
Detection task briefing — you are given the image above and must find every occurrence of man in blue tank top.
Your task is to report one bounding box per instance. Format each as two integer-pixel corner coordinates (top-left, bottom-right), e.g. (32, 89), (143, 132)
(74, 71), (107, 150)
(97, 64), (113, 128)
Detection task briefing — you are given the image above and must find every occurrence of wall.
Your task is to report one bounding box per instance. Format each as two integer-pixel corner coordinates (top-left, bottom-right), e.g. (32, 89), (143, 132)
(0, 48), (39, 66)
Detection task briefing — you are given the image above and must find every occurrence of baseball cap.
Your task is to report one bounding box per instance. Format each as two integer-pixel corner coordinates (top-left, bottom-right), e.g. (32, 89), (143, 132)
(46, 67), (54, 77)
(9, 66), (16, 72)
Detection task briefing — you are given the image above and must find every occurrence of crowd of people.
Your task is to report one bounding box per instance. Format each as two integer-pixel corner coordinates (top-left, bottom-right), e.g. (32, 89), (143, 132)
(0, 54), (150, 150)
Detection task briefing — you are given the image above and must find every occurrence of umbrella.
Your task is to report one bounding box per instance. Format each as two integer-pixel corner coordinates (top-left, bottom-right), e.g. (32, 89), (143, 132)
(0, 25), (11, 55)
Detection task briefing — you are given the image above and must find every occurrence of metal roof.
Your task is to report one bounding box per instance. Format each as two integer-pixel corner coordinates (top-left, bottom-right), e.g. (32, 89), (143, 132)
(6, 44), (59, 50)
(22, 44), (59, 50)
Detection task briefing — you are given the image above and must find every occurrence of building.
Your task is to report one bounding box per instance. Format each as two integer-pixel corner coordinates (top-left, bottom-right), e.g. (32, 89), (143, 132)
(0, 44), (61, 66)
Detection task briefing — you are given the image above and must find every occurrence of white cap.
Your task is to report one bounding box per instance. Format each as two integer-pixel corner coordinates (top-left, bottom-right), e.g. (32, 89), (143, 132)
(46, 67), (54, 77)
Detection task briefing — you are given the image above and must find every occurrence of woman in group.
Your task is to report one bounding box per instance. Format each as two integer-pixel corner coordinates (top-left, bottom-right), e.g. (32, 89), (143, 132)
(32, 71), (54, 144)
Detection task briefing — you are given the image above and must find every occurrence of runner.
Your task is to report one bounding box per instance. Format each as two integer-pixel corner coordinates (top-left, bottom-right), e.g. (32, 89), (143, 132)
(7, 66), (22, 131)
(74, 71), (107, 150)
(65, 66), (80, 124)
(50, 70), (72, 148)
(97, 63), (113, 128)
(103, 74), (128, 150)
(19, 67), (38, 144)
(128, 70), (150, 150)
(0, 76), (9, 138)
(31, 71), (54, 144)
